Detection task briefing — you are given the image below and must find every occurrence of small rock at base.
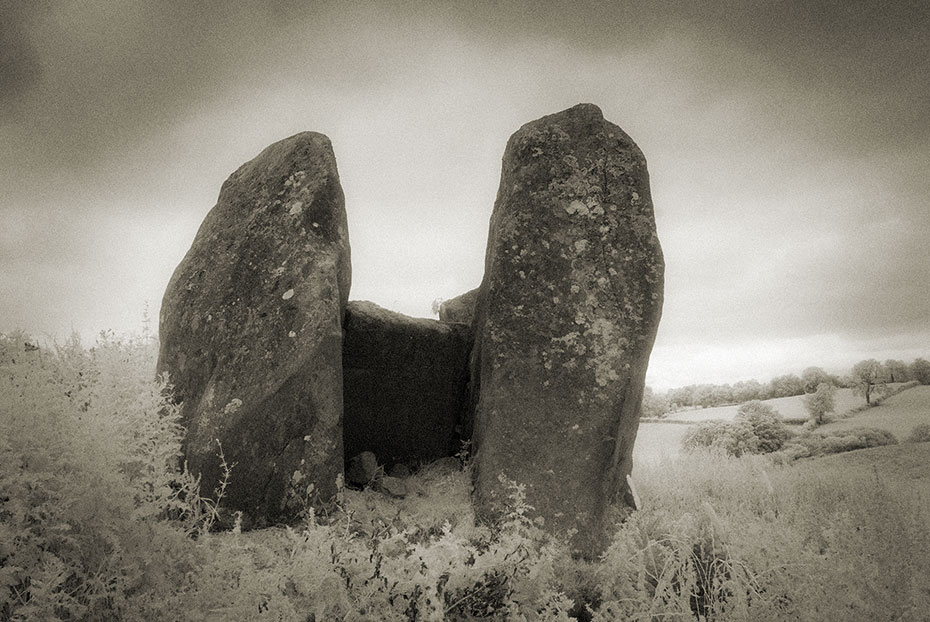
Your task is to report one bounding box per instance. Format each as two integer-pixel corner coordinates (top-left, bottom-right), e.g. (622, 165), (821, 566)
(379, 476), (408, 498)
(388, 463), (412, 479)
(346, 451), (379, 486)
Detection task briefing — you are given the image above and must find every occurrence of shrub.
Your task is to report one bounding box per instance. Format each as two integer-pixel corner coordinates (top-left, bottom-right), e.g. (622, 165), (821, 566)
(735, 401), (790, 452)
(682, 420), (760, 457)
(683, 402), (791, 457)
(795, 426), (899, 457)
(906, 423), (930, 443)
(0, 332), (209, 621)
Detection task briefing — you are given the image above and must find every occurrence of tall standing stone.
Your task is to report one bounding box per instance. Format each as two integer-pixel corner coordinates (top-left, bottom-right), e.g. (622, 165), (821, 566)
(157, 132), (351, 527)
(470, 104), (664, 557)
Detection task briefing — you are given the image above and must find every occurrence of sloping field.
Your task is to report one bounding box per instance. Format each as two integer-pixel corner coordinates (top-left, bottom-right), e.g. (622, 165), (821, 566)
(668, 387), (866, 423)
(634, 383), (927, 469)
(803, 439), (930, 488)
(633, 389), (863, 468)
(817, 385), (930, 440)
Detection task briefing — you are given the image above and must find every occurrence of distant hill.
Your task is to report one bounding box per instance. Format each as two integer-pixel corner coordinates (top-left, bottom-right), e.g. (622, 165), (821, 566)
(634, 383), (927, 468)
(665, 384), (910, 423)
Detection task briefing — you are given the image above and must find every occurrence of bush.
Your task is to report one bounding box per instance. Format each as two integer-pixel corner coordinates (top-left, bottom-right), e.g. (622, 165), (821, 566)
(0, 332), (210, 621)
(682, 420), (760, 457)
(794, 426), (899, 457)
(907, 423), (930, 443)
(683, 402), (790, 457)
(735, 401), (790, 452)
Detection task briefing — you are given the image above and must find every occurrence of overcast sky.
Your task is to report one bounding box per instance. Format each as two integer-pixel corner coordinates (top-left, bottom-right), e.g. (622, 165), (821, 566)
(2, 0), (928, 389)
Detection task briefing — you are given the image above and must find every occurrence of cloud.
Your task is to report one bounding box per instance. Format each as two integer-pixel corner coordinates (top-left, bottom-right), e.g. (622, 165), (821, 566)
(0, 0), (44, 109)
(1, 1), (927, 388)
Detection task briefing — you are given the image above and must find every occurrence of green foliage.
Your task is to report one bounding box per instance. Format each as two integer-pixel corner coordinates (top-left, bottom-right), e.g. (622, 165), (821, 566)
(803, 382), (837, 425)
(682, 402), (789, 457)
(911, 358), (930, 385)
(785, 426), (899, 459)
(851, 359), (886, 406)
(0, 332), (211, 621)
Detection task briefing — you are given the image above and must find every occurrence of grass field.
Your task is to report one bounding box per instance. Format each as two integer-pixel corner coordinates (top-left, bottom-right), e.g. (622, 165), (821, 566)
(817, 385), (930, 440)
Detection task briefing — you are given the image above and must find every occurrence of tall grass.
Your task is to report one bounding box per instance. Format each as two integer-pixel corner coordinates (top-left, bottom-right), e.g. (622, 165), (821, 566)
(3, 332), (928, 620)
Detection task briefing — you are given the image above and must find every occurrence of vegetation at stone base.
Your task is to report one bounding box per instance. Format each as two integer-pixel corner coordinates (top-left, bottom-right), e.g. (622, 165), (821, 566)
(0, 331), (219, 622)
(4, 331), (930, 621)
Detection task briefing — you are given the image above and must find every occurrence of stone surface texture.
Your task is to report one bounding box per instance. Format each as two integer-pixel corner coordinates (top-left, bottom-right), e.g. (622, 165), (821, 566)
(438, 288), (479, 324)
(342, 301), (470, 466)
(157, 132), (351, 527)
(469, 104), (664, 557)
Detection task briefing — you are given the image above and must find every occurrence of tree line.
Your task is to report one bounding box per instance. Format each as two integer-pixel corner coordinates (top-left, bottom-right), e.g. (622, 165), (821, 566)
(643, 357), (930, 418)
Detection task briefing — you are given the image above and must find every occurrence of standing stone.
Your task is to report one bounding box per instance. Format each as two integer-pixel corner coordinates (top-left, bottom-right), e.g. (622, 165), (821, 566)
(342, 301), (470, 467)
(157, 132), (351, 527)
(438, 288), (479, 324)
(469, 104), (664, 557)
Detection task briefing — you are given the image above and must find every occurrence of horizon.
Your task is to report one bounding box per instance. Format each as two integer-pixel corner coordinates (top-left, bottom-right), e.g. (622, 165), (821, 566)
(2, 2), (928, 389)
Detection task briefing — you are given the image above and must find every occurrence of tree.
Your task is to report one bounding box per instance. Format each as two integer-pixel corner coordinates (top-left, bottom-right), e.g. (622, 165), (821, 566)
(641, 386), (670, 418)
(732, 379), (763, 403)
(851, 359), (885, 406)
(910, 358), (930, 385)
(803, 382), (836, 425)
(884, 359), (910, 383)
(801, 367), (832, 393)
(766, 374), (805, 399)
